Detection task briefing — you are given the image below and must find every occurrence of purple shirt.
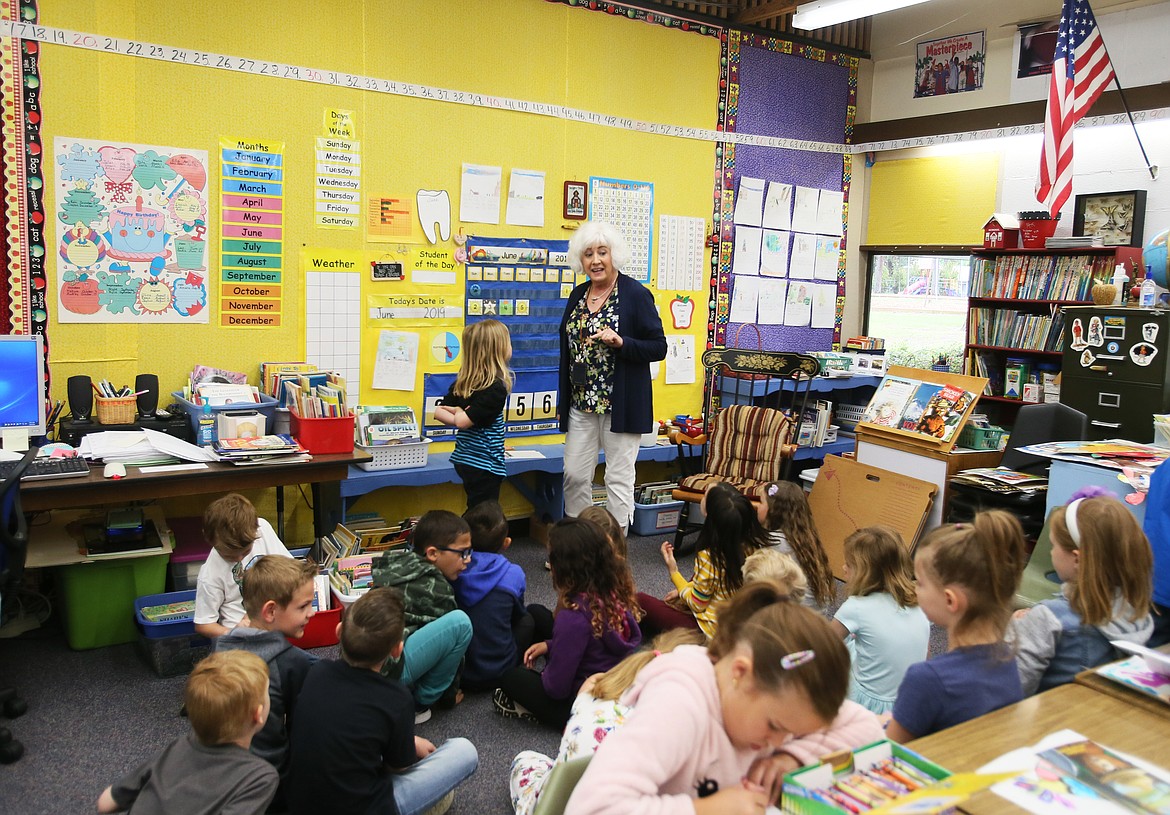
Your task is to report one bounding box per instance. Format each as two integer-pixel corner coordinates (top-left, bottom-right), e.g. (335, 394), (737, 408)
(541, 595), (641, 700)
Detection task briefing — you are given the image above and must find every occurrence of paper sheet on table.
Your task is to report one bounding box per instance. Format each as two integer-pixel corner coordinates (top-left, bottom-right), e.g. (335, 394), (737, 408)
(982, 729), (1170, 815)
(733, 176), (765, 226)
(732, 226), (762, 275)
(814, 235), (841, 281)
(789, 233), (817, 279)
(792, 186), (820, 233)
(784, 280), (812, 326)
(665, 335), (696, 384)
(760, 230), (790, 277)
(372, 330), (420, 391)
(762, 181), (793, 230)
(811, 283), (837, 328)
(143, 428), (219, 462)
(758, 278), (788, 325)
(816, 189), (844, 236)
(459, 163), (502, 224)
(505, 449), (546, 460)
(730, 275), (760, 323)
(504, 168), (545, 227)
(79, 431), (158, 462)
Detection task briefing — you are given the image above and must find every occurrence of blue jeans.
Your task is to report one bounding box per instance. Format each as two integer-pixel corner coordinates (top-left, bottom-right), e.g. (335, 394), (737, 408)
(384, 738), (479, 815)
(400, 610), (472, 707)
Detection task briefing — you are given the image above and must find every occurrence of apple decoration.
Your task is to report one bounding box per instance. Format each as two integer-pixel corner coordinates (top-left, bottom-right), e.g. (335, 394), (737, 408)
(670, 294), (694, 329)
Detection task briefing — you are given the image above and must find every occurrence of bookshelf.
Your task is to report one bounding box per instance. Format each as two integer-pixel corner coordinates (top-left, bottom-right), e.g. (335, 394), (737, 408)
(964, 246), (1142, 423)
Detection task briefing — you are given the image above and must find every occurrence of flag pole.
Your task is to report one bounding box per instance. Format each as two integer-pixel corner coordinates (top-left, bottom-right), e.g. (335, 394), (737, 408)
(1093, 11), (1158, 180)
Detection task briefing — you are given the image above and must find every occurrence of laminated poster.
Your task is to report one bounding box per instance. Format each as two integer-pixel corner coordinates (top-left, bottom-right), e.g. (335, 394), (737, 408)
(55, 137), (211, 323)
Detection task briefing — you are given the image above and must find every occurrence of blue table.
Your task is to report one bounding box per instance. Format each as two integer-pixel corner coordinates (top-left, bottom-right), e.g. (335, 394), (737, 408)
(340, 441), (681, 522)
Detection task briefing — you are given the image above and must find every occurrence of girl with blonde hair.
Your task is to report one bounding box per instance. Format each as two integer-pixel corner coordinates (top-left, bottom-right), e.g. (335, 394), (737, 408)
(434, 319), (514, 510)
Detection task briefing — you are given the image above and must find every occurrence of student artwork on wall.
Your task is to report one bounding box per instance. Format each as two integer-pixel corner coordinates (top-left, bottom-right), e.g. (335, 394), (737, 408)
(54, 137), (210, 324)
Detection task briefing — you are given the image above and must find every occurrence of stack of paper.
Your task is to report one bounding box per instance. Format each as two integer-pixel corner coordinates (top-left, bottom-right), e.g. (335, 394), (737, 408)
(213, 434), (309, 465)
(78, 431), (179, 466)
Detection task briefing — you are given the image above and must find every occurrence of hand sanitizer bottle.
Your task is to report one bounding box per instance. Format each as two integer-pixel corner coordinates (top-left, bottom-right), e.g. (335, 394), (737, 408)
(1140, 265), (1157, 308)
(198, 402), (216, 446)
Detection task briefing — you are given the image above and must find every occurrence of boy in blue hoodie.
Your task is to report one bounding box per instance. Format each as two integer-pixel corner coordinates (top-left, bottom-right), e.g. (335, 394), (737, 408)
(454, 501), (535, 690)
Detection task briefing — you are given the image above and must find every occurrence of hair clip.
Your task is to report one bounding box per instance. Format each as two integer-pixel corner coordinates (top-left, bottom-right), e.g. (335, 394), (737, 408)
(767, 484), (780, 497)
(653, 649), (662, 657)
(781, 650), (815, 670)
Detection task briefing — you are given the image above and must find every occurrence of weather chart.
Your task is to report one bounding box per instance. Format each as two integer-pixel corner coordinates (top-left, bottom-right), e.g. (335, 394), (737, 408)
(422, 236), (575, 439)
(54, 138), (210, 323)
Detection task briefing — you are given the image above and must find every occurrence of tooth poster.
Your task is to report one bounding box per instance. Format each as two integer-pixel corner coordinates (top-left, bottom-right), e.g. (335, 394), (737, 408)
(221, 136), (285, 328)
(54, 137), (210, 323)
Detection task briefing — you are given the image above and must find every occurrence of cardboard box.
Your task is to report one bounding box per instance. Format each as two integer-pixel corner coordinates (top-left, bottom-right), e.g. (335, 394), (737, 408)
(1023, 383), (1042, 403)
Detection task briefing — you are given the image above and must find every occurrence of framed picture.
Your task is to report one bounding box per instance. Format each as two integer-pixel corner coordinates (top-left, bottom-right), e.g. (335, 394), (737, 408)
(563, 181), (587, 220)
(1073, 190), (1147, 247)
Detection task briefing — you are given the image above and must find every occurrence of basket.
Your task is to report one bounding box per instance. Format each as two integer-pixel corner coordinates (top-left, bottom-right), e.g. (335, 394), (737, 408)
(355, 439), (430, 471)
(958, 423), (1006, 450)
(96, 395), (138, 424)
(834, 403), (867, 429)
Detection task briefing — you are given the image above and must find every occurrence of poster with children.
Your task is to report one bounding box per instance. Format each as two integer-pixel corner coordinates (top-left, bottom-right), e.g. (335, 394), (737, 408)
(54, 137), (210, 323)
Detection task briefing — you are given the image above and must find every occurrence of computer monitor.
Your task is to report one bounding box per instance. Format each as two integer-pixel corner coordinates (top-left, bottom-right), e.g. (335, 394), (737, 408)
(0, 334), (47, 439)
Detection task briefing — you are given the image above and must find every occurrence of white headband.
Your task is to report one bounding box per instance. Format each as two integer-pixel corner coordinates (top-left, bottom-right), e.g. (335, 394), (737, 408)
(1065, 498), (1084, 547)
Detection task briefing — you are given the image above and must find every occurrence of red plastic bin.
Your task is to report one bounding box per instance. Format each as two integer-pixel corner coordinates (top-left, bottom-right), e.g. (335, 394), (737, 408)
(289, 411), (355, 454)
(292, 591), (343, 648)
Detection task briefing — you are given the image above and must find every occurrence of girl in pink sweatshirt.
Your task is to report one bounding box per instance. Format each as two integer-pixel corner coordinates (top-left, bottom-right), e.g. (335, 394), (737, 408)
(564, 581), (853, 815)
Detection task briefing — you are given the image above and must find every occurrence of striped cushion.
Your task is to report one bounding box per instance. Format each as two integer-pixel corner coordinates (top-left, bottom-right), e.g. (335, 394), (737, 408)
(676, 405), (794, 500)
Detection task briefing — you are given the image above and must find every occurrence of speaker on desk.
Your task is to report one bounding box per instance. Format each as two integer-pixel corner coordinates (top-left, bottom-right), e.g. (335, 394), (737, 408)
(66, 375), (93, 424)
(135, 373), (159, 419)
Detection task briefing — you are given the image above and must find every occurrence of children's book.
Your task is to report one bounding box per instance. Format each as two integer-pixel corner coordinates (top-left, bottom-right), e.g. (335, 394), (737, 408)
(899, 383), (944, 432)
(860, 375), (918, 428)
(139, 599), (196, 623)
(356, 405), (419, 445)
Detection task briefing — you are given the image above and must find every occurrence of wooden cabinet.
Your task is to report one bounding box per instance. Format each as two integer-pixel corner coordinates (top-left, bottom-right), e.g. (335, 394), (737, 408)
(964, 246), (1142, 424)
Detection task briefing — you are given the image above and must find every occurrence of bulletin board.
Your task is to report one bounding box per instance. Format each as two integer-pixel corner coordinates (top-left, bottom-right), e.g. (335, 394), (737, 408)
(15, 0), (719, 447)
(714, 33), (858, 354)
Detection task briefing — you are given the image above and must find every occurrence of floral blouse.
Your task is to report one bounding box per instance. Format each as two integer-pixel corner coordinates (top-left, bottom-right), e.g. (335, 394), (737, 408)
(566, 288), (620, 414)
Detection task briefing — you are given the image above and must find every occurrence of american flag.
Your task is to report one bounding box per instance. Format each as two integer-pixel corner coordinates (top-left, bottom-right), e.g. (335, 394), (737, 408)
(1036, 0), (1116, 216)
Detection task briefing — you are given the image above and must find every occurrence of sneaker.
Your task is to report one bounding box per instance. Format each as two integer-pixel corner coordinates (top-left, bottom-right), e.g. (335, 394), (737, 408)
(422, 791), (454, 815)
(414, 706), (432, 725)
(493, 688), (537, 722)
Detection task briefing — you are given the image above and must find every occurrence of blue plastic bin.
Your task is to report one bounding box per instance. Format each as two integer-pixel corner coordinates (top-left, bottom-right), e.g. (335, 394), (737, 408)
(171, 391), (279, 438)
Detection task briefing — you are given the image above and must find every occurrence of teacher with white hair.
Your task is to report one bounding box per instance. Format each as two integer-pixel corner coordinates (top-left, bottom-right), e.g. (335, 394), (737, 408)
(558, 221), (666, 530)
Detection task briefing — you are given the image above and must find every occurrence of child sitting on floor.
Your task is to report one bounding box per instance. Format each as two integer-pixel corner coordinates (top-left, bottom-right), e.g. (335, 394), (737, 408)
(831, 527), (929, 714)
(97, 650), (278, 814)
(371, 510), (474, 724)
(887, 511), (1027, 742)
(215, 555), (318, 804)
(194, 493), (291, 639)
(495, 517), (641, 728)
(758, 480), (836, 609)
(287, 588), (478, 815)
(1009, 489), (1153, 695)
(640, 481), (769, 638)
(454, 500), (534, 690)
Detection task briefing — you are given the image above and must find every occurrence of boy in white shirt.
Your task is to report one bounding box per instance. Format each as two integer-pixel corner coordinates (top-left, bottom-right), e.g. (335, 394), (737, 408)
(194, 493), (291, 638)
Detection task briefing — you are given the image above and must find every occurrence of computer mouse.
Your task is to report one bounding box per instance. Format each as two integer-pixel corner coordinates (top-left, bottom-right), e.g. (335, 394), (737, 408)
(103, 462), (127, 479)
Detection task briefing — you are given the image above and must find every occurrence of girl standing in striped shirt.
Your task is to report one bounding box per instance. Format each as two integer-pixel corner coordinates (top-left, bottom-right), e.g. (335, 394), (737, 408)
(435, 319), (513, 511)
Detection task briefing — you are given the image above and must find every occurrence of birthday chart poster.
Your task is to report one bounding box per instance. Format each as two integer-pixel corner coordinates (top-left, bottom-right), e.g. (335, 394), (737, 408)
(54, 138), (210, 323)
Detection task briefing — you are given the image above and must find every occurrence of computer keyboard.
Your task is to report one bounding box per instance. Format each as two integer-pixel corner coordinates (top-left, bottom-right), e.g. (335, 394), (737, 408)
(0, 455), (91, 482)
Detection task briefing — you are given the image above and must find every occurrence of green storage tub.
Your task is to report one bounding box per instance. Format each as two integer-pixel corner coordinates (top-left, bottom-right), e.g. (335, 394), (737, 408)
(57, 554), (169, 650)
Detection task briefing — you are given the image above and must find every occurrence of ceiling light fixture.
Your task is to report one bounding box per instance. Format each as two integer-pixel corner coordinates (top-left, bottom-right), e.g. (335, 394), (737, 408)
(792, 0), (933, 31)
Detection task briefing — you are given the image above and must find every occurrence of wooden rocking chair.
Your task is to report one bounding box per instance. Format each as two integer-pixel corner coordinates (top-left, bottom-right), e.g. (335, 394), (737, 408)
(669, 348), (820, 551)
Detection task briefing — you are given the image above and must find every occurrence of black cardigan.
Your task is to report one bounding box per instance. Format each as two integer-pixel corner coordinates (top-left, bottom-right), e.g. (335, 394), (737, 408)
(557, 273), (667, 435)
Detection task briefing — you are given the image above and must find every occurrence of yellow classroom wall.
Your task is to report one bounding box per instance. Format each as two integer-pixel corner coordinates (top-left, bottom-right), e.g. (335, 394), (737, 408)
(37, 1), (720, 533)
(864, 154), (999, 245)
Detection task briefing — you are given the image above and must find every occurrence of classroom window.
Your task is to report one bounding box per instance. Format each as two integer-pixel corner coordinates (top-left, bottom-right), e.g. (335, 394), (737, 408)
(863, 251), (970, 372)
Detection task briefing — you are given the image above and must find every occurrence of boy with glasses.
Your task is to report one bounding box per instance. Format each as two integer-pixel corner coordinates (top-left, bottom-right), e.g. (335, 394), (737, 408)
(194, 493), (292, 639)
(371, 510), (474, 724)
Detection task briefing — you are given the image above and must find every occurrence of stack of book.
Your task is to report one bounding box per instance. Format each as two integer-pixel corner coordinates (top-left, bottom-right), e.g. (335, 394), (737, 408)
(636, 481), (679, 504)
(283, 372), (348, 418)
(797, 399), (834, 447)
(950, 467), (1047, 495)
(313, 514), (416, 570)
(261, 362), (319, 403)
(212, 434), (309, 465)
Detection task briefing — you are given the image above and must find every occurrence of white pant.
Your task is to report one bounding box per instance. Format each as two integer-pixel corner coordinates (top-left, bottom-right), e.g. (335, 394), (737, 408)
(563, 407), (641, 528)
